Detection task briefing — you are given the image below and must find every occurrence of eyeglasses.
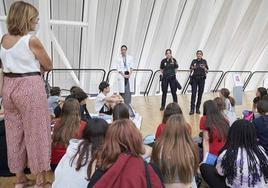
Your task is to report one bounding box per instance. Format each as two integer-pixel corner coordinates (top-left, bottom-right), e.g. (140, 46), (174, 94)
(31, 17), (39, 24)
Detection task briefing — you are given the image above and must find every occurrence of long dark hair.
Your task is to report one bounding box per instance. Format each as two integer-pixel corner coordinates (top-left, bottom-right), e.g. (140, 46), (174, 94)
(53, 98), (81, 146)
(220, 119), (268, 187)
(203, 100), (229, 142)
(71, 118), (108, 172)
(257, 87), (268, 99)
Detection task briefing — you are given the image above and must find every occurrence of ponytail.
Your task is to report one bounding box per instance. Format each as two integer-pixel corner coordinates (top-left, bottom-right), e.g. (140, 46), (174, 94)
(228, 96), (235, 107)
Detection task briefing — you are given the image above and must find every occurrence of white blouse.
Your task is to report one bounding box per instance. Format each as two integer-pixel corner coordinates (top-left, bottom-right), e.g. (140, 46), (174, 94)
(0, 34), (41, 74)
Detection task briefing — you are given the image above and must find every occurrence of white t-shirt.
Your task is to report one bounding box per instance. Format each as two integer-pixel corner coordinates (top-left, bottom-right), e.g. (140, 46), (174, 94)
(95, 92), (112, 112)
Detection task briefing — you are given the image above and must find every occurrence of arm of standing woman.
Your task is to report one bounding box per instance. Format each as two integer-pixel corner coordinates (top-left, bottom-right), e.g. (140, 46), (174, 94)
(29, 36), (53, 71)
(160, 59), (165, 74)
(174, 58), (178, 72)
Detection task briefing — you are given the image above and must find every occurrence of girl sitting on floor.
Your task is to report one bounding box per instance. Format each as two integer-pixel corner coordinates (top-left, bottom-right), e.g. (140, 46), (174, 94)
(155, 102), (192, 139)
(53, 118), (108, 187)
(216, 120), (268, 187)
(51, 98), (87, 171)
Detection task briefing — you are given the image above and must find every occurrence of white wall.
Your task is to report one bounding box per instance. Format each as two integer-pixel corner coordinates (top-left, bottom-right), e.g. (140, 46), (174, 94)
(1, 0), (268, 94)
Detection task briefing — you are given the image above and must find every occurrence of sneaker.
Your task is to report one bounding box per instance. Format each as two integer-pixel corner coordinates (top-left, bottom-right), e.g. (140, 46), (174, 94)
(189, 110), (194, 115)
(160, 106), (165, 111)
(196, 109), (201, 114)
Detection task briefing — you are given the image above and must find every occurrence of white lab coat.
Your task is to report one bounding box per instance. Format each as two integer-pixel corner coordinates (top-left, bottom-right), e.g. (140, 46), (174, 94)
(116, 55), (135, 93)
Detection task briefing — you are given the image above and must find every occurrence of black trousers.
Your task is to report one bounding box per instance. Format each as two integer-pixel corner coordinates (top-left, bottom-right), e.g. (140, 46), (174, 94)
(161, 76), (177, 108)
(200, 164), (228, 188)
(190, 76), (205, 111)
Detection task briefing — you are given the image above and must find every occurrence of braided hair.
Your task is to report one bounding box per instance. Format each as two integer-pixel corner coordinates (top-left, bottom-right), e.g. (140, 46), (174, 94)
(220, 119), (268, 187)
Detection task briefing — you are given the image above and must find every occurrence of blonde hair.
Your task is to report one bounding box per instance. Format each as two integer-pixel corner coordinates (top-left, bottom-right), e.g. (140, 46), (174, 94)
(7, 1), (38, 35)
(152, 114), (199, 184)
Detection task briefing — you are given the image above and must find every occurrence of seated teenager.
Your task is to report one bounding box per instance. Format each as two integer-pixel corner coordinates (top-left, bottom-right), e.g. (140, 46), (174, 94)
(51, 98), (87, 170)
(48, 87), (61, 118)
(112, 103), (130, 121)
(155, 102), (191, 139)
(152, 114), (199, 188)
(214, 97), (236, 126)
(112, 102), (152, 160)
(219, 88), (236, 123)
(200, 100), (229, 157)
(253, 99), (268, 153)
(70, 85), (84, 95)
(95, 81), (123, 115)
(216, 120), (268, 187)
(252, 87), (268, 112)
(87, 119), (163, 188)
(54, 90), (91, 121)
(52, 118), (108, 188)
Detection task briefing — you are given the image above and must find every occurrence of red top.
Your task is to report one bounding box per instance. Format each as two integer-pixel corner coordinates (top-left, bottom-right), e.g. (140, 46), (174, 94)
(155, 122), (192, 139)
(199, 116), (226, 156)
(51, 120), (87, 165)
(93, 154), (163, 188)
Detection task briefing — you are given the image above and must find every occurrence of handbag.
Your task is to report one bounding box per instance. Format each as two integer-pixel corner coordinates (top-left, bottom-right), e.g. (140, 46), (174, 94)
(144, 160), (164, 188)
(189, 76), (193, 85)
(176, 79), (182, 90)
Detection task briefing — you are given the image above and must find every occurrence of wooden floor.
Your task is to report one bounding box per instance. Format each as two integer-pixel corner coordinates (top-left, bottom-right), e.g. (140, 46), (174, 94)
(0, 91), (255, 188)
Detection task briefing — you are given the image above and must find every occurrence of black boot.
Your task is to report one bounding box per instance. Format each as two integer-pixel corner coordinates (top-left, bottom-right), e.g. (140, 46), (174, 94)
(189, 110), (194, 115)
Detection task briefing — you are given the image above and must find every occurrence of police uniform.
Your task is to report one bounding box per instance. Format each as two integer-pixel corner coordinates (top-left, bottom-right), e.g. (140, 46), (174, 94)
(160, 58), (178, 109)
(190, 58), (209, 114)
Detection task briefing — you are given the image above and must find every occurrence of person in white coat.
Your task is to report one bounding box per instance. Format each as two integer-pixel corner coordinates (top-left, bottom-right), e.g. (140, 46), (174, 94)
(52, 118), (109, 188)
(116, 45), (134, 105)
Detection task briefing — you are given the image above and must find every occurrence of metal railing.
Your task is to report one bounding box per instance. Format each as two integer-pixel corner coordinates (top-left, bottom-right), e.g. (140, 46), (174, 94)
(46, 69), (106, 95)
(182, 70), (224, 94)
(243, 71), (268, 91)
(146, 70), (191, 96)
(213, 71), (252, 92)
(46, 68), (106, 84)
(106, 69), (154, 96)
(45, 68), (265, 96)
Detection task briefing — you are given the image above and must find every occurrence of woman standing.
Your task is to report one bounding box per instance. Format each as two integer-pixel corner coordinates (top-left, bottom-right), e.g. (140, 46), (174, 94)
(189, 50), (208, 115)
(160, 49), (178, 111)
(0, 1), (53, 187)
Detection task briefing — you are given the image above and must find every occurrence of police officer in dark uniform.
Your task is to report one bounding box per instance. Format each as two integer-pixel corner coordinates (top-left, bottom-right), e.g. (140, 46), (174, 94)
(189, 50), (208, 115)
(160, 49), (178, 111)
